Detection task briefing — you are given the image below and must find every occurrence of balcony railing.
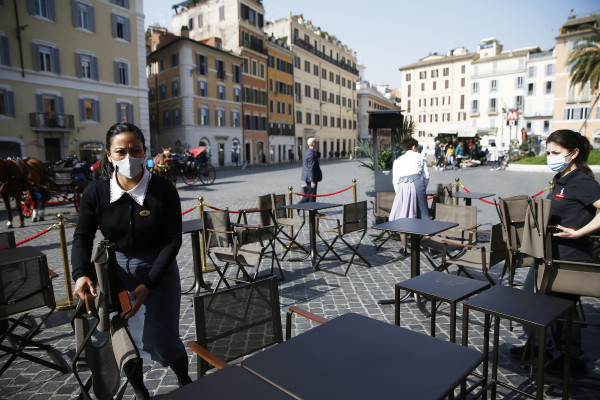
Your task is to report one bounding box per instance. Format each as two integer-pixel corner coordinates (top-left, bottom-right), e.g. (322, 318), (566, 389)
(30, 113), (75, 131)
(293, 38), (358, 76)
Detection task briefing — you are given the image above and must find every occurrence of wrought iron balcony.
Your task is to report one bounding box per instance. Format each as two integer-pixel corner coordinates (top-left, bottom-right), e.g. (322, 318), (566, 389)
(30, 113), (75, 131)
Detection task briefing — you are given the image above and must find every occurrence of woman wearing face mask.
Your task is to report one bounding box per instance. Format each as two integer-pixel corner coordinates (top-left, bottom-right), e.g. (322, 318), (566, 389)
(510, 129), (600, 375)
(72, 122), (190, 399)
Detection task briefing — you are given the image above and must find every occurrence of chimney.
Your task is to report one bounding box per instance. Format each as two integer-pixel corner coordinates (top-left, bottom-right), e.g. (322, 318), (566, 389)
(181, 26), (189, 38)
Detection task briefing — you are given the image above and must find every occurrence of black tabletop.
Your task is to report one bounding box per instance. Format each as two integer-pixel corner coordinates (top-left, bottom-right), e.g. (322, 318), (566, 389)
(373, 218), (458, 236)
(396, 271), (491, 302)
(284, 202), (341, 211)
(242, 313), (482, 399)
(453, 192), (494, 199)
(463, 285), (575, 328)
(182, 218), (203, 234)
(159, 365), (293, 400)
(0, 246), (46, 264)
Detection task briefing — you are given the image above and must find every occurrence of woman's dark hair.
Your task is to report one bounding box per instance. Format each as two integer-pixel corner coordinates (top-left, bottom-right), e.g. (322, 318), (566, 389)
(95, 122), (146, 180)
(546, 129), (593, 178)
(402, 136), (419, 152)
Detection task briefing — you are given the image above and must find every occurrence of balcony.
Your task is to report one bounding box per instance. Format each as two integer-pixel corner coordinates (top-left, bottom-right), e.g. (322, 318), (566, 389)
(30, 113), (75, 131)
(293, 38), (358, 76)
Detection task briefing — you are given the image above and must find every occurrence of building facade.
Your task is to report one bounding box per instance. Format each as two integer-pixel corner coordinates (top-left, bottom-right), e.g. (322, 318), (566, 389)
(265, 13), (358, 160)
(523, 49), (556, 140)
(0, 0), (148, 161)
(172, 0), (268, 165)
(266, 36), (295, 163)
(552, 14), (600, 148)
(147, 28), (243, 166)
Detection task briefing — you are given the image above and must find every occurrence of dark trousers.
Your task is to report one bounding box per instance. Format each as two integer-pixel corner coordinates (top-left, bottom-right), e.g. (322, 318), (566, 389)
(299, 182), (317, 203)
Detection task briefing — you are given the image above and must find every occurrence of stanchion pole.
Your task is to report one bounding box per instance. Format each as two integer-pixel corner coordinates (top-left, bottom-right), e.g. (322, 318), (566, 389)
(287, 186), (298, 249)
(55, 213), (76, 310)
(455, 177), (460, 205)
(352, 179), (357, 203)
(198, 197), (216, 273)
(549, 180), (554, 193)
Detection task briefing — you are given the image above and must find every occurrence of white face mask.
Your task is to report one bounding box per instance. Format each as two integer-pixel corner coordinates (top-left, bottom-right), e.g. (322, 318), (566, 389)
(112, 155), (145, 179)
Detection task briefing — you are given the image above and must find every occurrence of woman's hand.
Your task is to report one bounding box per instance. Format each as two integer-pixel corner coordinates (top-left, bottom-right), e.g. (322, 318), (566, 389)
(553, 225), (582, 239)
(74, 276), (96, 300)
(125, 284), (149, 319)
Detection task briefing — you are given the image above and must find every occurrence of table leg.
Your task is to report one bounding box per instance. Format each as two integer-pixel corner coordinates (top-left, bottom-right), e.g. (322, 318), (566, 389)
(308, 210), (318, 268)
(465, 199), (472, 206)
(492, 316), (499, 400)
(430, 299), (436, 338)
(450, 301), (456, 343)
(562, 307), (573, 400)
(410, 234), (429, 315)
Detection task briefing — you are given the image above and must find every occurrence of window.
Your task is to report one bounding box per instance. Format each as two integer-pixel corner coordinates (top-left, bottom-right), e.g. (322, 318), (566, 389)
(116, 102), (133, 123)
(219, 6), (225, 20)
(321, 67), (327, 79)
(314, 88), (319, 99)
(232, 64), (241, 83)
(149, 87), (155, 102)
(269, 99), (274, 113)
(337, 118), (341, 128)
(173, 108), (181, 126)
(198, 14), (203, 28)
(188, 17), (193, 30)
(243, 57), (249, 74)
(545, 64), (555, 76)
(515, 95), (523, 111)
(527, 83), (535, 96)
(431, 69), (438, 78)
(194, 53), (207, 76)
(0, 89), (16, 117)
(172, 80), (179, 97)
(543, 120), (550, 133)
(171, 53), (179, 68)
(315, 114), (320, 126)
(419, 71), (426, 79)
(516, 76), (524, 89)
(216, 109), (225, 127)
(443, 67), (449, 76)
(421, 83), (424, 91)
(527, 66), (536, 78)
(471, 82), (479, 94)
(33, 43), (60, 73)
(460, 94), (465, 110)
(313, 64), (318, 76)
(471, 100), (479, 114)
(330, 116), (334, 127)
(198, 80), (207, 97)
(489, 98), (497, 113)
(432, 82), (436, 90)
(461, 77), (465, 87)
(304, 60), (310, 72)
(305, 84), (310, 98)
(232, 110), (240, 127)
(28, 0), (56, 20)
(321, 90), (327, 101)
(0, 34), (11, 66)
(111, 14), (131, 41)
(72, 1), (95, 31)
(490, 80), (497, 92)
(199, 107), (210, 125)
(461, 65), (465, 74)
(405, 73), (411, 81)
(260, 62), (265, 78)
(296, 110), (302, 124)
(76, 53), (98, 80)
(407, 85), (411, 97)
(216, 59), (225, 79)
(234, 87), (241, 102)
(159, 83), (166, 100)
(163, 110), (170, 127)
(294, 56), (300, 69)
(545, 81), (553, 95)
(252, 60), (257, 76)
(110, 0), (129, 8)
(323, 115), (328, 126)
(114, 61), (128, 85)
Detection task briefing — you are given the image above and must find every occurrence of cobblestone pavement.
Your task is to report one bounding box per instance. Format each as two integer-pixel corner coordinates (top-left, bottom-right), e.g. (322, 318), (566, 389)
(1, 160), (599, 399)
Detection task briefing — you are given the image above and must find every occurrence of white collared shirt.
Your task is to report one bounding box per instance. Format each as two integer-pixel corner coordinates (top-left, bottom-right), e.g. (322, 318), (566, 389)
(109, 169), (152, 206)
(392, 150), (430, 183)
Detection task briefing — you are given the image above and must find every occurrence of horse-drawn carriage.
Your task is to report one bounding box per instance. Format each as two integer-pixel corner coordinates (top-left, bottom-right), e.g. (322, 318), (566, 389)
(151, 147), (216, 186)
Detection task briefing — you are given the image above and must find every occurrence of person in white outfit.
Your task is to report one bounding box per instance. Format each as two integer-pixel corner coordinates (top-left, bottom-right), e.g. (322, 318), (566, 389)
(489, 142), (499, 170)
(389, 136), (430, 256)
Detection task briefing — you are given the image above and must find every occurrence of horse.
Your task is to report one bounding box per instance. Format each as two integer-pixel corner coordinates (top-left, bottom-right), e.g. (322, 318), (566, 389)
(152, 147), (176, 184)
(0, 158), (49, 228)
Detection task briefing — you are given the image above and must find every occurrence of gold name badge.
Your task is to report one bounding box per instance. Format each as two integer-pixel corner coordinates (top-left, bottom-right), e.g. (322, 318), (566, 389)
(139, 210), (151, 217)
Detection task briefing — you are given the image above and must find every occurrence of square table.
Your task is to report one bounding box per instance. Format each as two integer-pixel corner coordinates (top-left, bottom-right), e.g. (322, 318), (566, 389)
(182, 218), (210, 296)
(284, 202), (341, 268)
(453, 192), (494, 206)
(462, 285), (574, 400)
(241, 313), (483, 399)
(160, 365), (293, 400)
(395, 271), (491, 342)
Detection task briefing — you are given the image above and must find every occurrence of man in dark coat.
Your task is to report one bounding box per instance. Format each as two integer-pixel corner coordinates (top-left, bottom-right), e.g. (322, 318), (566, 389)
(299, 137), (322, 203)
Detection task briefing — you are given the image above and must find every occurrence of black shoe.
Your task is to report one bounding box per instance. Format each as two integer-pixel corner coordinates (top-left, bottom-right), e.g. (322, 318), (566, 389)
(545, 354), (588, 376)
(399, 247), (408, 258)
(509, 345), (552, 361)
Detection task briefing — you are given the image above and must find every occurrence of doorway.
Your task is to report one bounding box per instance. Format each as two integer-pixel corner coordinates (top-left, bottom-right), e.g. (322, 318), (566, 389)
(218, 143), (224, 166)
(44, 138), (61, 162)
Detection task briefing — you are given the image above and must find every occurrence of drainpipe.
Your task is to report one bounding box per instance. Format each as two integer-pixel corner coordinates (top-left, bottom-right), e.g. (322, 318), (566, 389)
(14, 0), (27, 78)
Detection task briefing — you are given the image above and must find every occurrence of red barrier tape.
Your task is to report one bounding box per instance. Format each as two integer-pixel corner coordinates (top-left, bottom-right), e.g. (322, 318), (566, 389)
(295, 185), (353, 198)
(205, 204), (240, 214)
(182, 205), (197, 216)
(460, 184), (547, 205)
(0, 224), (57, 250)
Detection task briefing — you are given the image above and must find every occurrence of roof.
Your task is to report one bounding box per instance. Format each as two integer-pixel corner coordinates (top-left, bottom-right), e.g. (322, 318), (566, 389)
(400, 53), (476, 70)
(147, 36), (243, 61)
(472, 48), (538, 64)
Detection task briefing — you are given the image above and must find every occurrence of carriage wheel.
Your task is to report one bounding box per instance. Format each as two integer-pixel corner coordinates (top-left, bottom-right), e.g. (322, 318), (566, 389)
(199, 165), (216, 185)
(21, 191), (34, 218)
(74, 186), (83, 212)
(182, 167), (198, 186)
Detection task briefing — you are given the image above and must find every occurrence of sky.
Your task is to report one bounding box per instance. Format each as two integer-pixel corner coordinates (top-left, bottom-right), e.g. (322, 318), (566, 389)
(143, 0), (600, 89)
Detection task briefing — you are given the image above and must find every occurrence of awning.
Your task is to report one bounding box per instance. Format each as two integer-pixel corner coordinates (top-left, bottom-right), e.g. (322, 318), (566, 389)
(189, 147), (206, 158)
(431, 125), (478, 137)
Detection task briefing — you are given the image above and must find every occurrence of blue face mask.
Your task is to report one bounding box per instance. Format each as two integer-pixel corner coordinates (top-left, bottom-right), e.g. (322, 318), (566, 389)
(547, 151), (572, 172)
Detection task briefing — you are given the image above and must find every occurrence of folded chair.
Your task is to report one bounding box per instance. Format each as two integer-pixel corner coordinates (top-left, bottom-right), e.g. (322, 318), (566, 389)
(429, 183), (454, 216)
(0, 230), (16, 249)
(71, 240), (139, 400)
(203, 209), (282, 292)
(370, 191), (396, 250)
(187, 276), (320, 377)
(0, 246), (68, 377)
(314, 201), (372, 276)
(438, 223), (507, 285)
(270, 193), (308, 261)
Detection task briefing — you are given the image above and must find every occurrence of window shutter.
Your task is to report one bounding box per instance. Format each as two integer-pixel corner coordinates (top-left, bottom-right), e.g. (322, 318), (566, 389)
(206, 110), (210, 126)
(124, 0), (130, 9)
(57, 96), (64, 114)
(231, 111), (234, 127)
(6, 91), (15, 117)
(124, 63), (129, 85)
(92, 56), (99, 80)
(196, 53), (201, 73)
(114, 61), (118, 83)
(52, 47), (61, 74)
(111, 14), (117, 37)
(94, 100), (100, 121)
(563, 109), (568, 120)
(32, 44), (41, 71)
(48, 0), (56, 20)
(89, 6), (96, 32)
(71, 1), (79, 27)
(128, 104), (134, 124)
(79, 99), (85, 120)
(0, 36), (11, 66)
(36, 94), (43, 113)
(203, 55), (207, 75)
(75, 53), (82, 77)
(124, 18), (131, 41)
(27, 0), (35, 14)
(116, 103), (122, 122)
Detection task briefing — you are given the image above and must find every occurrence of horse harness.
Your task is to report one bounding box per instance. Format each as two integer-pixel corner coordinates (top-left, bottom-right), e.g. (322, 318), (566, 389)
(0, 158), (32, 191)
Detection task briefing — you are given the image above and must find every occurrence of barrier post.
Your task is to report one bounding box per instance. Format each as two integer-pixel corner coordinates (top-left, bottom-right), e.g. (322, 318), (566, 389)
(549, 180), (554, 193)
(352, 179), (357, 203)
(55, 214), (76, 310)
(454, 177), (460, 205)
(198, 197), (216, 273)
(287, 186), (298, 249)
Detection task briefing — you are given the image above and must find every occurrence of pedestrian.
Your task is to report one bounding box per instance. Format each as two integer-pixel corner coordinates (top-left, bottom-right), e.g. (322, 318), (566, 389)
(71, 122), (191, 399)
(299, 136), (322, 203)
(511, 129), (600, 375)
(435, 142), (445, 170)
(455, 141), (464, 168)
(445, 144), (455, 169)
(389, 136), (430, 257)
(489, 142), (499, 170)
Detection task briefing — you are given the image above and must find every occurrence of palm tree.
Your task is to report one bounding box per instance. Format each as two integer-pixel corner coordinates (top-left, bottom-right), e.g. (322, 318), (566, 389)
(566, 17), (600, 131)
